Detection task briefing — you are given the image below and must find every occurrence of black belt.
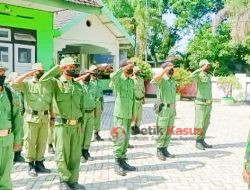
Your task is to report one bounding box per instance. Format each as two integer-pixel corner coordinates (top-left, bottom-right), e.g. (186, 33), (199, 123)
(135, 97), (144, 101)
(196, 98), (212, 104)
(56, 117), (80, 126)
(27, 110), (49, 115)
(85, 109), (94, 113)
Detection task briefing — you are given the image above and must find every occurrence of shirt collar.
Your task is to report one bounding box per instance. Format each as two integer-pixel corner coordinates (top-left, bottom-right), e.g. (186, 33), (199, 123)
(59, 75), (74, 83)
(121, 72), (129, 80)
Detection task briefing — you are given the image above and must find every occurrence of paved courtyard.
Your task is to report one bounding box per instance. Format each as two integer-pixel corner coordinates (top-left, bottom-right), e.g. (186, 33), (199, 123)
(12, 98), (250, 190)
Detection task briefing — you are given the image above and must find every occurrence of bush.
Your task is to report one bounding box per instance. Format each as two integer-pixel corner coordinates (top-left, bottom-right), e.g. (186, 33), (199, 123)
(173, 68), (192, 93)
(130, 57), (153, 80)
(217, 75), (242, 97)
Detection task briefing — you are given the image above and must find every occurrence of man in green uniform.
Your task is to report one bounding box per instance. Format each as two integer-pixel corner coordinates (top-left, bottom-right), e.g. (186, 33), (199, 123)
(40, 57), (85, 190)
(191, 59), (213, 150)
(131, 66), (145, 135)
(110, 60), (136, 176)
(75, 70), (96, 163)
(0, 63), (22, 190)
(89, 65), (104, 141)
(243, 130), (250, 189)
(7, 72), (26, 162)
(12, 63), (53, 176)
(151, 61), (176, 161)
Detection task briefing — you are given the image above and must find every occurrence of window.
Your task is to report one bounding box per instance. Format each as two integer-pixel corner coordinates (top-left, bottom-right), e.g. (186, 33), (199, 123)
(0, 28), (11, 41)
(0, 46), (9, 62)
(18, 48), (32, 63)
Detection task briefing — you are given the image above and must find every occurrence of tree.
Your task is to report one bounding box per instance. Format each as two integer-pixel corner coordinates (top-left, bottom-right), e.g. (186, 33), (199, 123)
(187, 23), (250, 76)
(163, 0), (224, 30)
(103, 0), (175, 61)
(212, 0), (250, 43)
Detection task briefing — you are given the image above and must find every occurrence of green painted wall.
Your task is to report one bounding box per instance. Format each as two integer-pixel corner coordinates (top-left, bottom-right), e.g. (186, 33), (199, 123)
(0, 3), (54, 70)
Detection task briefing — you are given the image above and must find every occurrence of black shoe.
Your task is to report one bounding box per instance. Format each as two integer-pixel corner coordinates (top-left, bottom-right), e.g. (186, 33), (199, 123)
(200, 139), (213, 148)
(114, 158), (126, 176)
(86, 150), (94, 161)
(28, 162), (37, 177)
(157, 148), (166, 161)
(82, 149), (88, 160)
(59, 181), (72, 190)
(48, 144), (55, 154)
(128, 144), (134, 148)
(163, 148), (175, 158)
(131, 126), (137, 135)
(68, 182), (85, 190)
(14, 151), (25, 163)
(120, 158), (136, 171)
(195, 140), (205, 150)
(135, 125), (141, 135)
(35, 161), (51, 173)
(94, 132), (104, 141)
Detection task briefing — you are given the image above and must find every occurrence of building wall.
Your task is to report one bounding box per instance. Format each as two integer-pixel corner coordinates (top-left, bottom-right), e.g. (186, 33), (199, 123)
(54, 14), (120, 68)
(0, 3), (54, 70)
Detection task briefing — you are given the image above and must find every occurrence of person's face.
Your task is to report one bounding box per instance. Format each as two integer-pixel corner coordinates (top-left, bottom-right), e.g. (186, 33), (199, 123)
(34, 66), (45, 79)
(91, 70), (98, 80)
(202, 64), (210, 72)
(63, 64), (78, 77)
(166, 63), (174, 76)
(0, 69), (6, 86)
(125, 63), (134, 75)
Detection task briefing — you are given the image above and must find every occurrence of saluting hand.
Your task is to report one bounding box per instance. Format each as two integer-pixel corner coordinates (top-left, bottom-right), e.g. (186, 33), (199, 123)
(242, 170), (250, 183)
(13, 144), (22, 152)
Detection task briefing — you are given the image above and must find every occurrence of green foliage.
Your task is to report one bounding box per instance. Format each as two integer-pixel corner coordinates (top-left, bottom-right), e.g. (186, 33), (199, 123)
(217, 75), (242, 97)
(188, 23), (233, 75)
(164, 0), (224, 29)
(103, 0), (176, 61)
(173, 68), (192, 91)
(130, 57), (153, 80)
(187, 23), (250, 75)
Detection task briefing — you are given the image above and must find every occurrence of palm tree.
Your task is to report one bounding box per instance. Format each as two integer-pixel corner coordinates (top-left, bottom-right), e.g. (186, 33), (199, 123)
(212, 0), (250, 43)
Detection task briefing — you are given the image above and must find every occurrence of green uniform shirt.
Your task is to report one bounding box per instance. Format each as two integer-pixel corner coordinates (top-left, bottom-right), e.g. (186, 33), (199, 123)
(245, 130), (250, 173)
(132, 76), (145, 99)
(191, 69), (212, 101)
(152, 76), (176, 104)
(110, 68), (135, 119)
(91, 79), (104, 108)
(40, 65), (84, 120)
(0, 87), (22, 144)
(81, 81), (96, 110)
(12, 78), (53, 112)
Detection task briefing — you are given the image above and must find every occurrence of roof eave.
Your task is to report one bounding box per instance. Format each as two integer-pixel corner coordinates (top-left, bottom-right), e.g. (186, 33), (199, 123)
(22, 0), (102, 14)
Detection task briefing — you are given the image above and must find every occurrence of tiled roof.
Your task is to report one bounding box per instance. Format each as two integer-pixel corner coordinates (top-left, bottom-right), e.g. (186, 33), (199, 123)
(54, 10), (82, 29)
(64, 0), (101, 7)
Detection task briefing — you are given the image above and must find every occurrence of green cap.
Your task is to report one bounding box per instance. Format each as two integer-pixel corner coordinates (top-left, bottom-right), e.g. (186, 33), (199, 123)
(89, 65), (97, 72)
(60, 57), (79, 67)
(0, 62), (8, 71)
(199, 59), (211, 67)
(32, 63), (44, 70)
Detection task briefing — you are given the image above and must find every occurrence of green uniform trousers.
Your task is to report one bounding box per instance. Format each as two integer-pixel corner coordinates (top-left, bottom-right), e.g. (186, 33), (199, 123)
(94, 101), (102, 133)
(25, 120), (49, 161)
(0, 134), (14, 190)
(194, 104), (212, 140)
(113, 117), (131, 159)
(131, 99), (143, 126)
(55, 125), (81, 183)
(48, 126), (54, 145)
(82, 111), (94, 149)
(156, 107), (176, 148)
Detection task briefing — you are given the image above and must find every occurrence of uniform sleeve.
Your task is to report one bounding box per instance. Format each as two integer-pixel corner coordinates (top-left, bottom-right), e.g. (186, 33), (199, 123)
(40, 65), (62, 82)
(110, 68), (123, 89)
(12, 93), (23, 144)
(11, 81), (28, 94)
(244, 131), (250, 173)
(190, 69), (202, 81)
(150, 77), (162, 86)
(132, 80), (136, 116)
(80, 86), (85, 124)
